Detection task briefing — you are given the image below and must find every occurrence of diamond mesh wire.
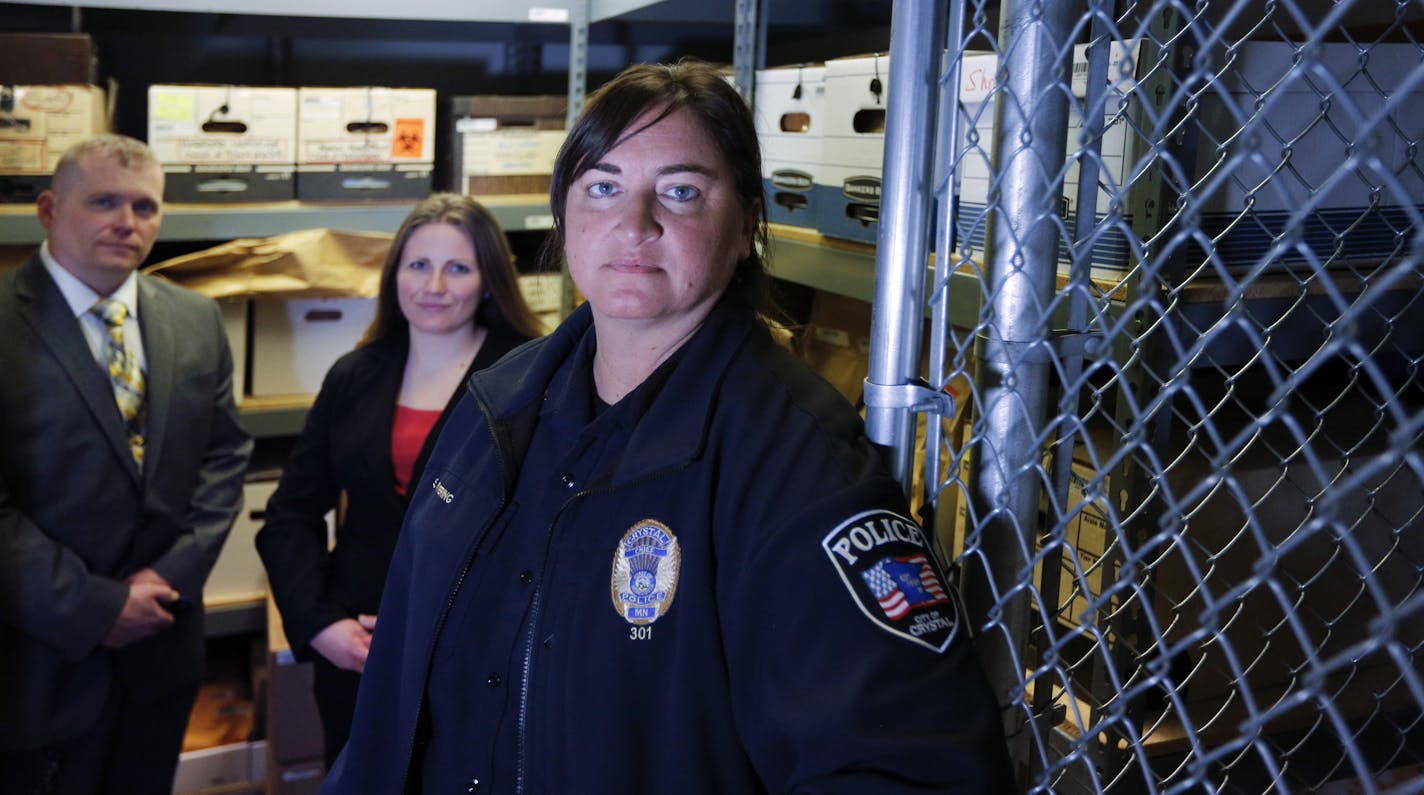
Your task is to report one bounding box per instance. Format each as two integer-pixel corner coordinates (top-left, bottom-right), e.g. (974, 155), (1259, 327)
(914, 1), (1424, 791)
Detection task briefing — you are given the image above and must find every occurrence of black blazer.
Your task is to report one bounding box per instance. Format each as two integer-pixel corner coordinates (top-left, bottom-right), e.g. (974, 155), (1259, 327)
(0, 255), (253, 751)
(255, 325), (530, 657)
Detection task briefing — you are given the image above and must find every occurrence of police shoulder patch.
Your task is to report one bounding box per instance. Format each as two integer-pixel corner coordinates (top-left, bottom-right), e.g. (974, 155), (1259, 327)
(821, 509), (961, 652)
(610, 519), (681, 625)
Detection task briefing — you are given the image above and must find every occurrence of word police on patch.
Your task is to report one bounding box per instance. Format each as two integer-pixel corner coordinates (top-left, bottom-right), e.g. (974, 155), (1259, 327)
(822, 510), (960, 652)
(611, 519), (681, 626)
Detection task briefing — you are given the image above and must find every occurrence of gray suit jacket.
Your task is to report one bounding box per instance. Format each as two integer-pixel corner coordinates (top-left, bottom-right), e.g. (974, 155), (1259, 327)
(0, 254), (253, 751)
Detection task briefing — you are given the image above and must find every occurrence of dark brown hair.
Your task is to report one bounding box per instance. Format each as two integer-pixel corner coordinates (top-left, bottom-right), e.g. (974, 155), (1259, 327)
(538, 58), (772, 314)
(361, 193), (544, 346)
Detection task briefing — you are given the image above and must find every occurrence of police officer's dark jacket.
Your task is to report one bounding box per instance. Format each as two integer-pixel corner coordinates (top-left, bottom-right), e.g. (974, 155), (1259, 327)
(323, 295), (1013, 794)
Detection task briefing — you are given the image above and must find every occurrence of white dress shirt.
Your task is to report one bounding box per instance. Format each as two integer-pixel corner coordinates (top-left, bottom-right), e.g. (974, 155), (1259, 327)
(39, 240), (148, 373)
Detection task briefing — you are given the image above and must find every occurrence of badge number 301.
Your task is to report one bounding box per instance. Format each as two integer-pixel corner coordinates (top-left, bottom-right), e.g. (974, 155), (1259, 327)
(629, 626), (653, 641)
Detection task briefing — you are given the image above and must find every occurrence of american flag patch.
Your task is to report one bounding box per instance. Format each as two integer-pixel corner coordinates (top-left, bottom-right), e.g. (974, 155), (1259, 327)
(861, 555), (950, 620)
(822, 510), (961, 652)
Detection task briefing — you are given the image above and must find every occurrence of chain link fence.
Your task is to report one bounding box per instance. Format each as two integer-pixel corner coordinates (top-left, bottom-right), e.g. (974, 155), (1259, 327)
(865, 0), (1424, 791)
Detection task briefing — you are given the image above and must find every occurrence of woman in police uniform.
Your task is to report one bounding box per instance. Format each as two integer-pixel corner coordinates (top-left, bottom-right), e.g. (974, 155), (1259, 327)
(323, 60), (1013, 794)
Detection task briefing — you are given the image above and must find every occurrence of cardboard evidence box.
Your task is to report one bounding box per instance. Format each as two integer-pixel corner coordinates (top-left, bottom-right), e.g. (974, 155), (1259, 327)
(1187, 41), (1424, 273)
(249, 297), (376, 397)
(0, 33), (99, 85)
(952, 40), (1424, 279)
(817, 53), (891, 244)
(947, 404), (1422, 709)
(148, 84), (298, 202)
(451, 94), (566, 196)
(266, 596), (326, 794)
(205, 479), (277, 607)
(0, 84), (109, 202)
(173, 739), (265, 795)
(297, 87), (436, 201)
(220, 298), (249, 401)
(953, 41), (1143, 278)
(755, 64), (828, 229)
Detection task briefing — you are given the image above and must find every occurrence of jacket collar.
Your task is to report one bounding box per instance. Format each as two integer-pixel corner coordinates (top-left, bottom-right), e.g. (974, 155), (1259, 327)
(470, 296), (761, 488)
(14, 257), (146, 484)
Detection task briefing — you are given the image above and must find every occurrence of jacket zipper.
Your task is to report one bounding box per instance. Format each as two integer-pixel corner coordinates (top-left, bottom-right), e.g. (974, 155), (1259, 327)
(514, 462), (692, 795)
(400, 407), (514, 793)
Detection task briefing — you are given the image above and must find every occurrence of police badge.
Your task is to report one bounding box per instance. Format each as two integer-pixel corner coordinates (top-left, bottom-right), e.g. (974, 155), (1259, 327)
(822, 509), (961, 652)
(611, 520), (681, 625)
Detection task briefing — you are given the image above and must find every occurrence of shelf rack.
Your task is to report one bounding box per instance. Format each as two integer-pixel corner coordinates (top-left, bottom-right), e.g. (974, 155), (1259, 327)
(0, 195), (555, 242)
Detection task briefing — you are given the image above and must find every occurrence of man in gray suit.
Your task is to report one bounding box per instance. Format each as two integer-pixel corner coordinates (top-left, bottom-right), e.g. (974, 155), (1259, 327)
(0, 134), (253, 794)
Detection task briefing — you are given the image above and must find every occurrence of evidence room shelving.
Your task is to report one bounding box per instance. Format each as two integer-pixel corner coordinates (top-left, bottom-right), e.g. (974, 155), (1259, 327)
(0, 0), (685, 640)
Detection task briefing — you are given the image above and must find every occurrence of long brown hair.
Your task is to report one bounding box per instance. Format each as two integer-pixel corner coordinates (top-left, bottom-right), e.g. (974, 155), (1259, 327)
(538, 59), (773, 316)
(361, 193), (543, 346)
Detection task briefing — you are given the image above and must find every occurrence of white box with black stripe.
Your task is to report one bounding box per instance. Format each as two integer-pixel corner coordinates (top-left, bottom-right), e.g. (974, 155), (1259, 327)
(754, 63), (827, 229)
(816, 53), (891, 244)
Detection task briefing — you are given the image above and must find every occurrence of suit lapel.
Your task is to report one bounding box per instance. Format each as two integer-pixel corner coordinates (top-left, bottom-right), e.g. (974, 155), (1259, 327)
(136, 275), (174, 480)
(362, 343), (404, 493)
(14, 258), (141, 486)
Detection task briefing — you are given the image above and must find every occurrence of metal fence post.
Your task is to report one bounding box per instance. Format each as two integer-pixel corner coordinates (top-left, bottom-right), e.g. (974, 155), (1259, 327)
(865, 0), (949, 489)
(962, 0), (1078, 753)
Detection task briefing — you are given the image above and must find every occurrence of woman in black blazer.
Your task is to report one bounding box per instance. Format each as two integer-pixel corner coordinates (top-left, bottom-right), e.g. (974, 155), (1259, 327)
(255, 194), (544, 767)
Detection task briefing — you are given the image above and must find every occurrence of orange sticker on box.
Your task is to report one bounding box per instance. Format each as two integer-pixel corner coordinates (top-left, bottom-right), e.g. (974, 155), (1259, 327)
(392, 118), (425, 158)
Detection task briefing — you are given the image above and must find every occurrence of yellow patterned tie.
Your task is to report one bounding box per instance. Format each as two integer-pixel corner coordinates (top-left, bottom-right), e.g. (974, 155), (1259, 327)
(91, 297), (146, 468)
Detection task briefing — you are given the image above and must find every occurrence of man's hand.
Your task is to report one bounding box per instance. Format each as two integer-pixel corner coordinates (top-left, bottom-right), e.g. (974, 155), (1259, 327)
(310, 615), (377, 673)
(124, 567), (171, 589)
(102, 581), (179, 648)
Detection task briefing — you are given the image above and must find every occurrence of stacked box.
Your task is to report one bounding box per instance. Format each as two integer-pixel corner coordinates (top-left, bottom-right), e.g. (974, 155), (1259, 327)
(0, 84), (108, 202)
(220, 298), (249, 401)
(249, 297), (377, 397)
(518, 272), (565, 334)
(297, 87), (436, 201)
(148, 85), (298, 202)
(953, 41), (1143, 278)
(450, 95), (566, 196)
(266, 598), (325, 795)
(953, 40), (1424, 278)
(817, 53), (891, 244)
(0, 33), (99, 85)
(173, 740), (265, 795)
(754, 64), (827, 228)
(203, 479), (277, 607)
(1188, 41), (1424, 273)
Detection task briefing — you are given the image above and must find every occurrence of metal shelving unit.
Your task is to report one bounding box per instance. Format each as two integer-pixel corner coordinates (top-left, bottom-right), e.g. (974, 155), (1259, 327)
(0, 195), (554, 243)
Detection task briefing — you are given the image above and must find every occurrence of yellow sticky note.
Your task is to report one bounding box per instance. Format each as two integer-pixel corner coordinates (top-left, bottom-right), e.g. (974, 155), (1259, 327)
(150, 92), (196, 122)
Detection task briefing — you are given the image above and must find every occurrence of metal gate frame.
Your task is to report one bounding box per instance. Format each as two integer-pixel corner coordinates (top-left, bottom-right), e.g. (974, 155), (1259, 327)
(864, 0), (1424, 791)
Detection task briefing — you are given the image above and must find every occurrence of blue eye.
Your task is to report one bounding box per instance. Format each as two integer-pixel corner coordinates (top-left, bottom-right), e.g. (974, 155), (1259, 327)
(134, 200), (159, 217)
(405, 259), (428, 271)
(665, 184), (700, 202)
(587, 181), (618, 198)
(448, 262), (472, 275)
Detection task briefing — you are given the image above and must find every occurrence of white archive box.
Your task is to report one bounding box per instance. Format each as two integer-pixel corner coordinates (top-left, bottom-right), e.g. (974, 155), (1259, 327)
(173, 739), (266, 795)
(147, 84), (298, 202)
(296, 86), (436, 201)
(518, 272), (565, 334)
(754, 64), (827, 229)
(1188, 41), (1424, 273)
(952, 40), (1424, 279)
(204, 479), (277, 607)
(817, 53), (891, 244)
(954, 41), (1144, 278)
(450, 93), (567, 196)
(219, 297), (248, 400)
(249, 297), (376, 397)
(0, 84), (108, 202)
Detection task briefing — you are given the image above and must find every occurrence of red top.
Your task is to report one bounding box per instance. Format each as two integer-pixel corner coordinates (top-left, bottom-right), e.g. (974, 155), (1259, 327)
(391, 404), (443, 496)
